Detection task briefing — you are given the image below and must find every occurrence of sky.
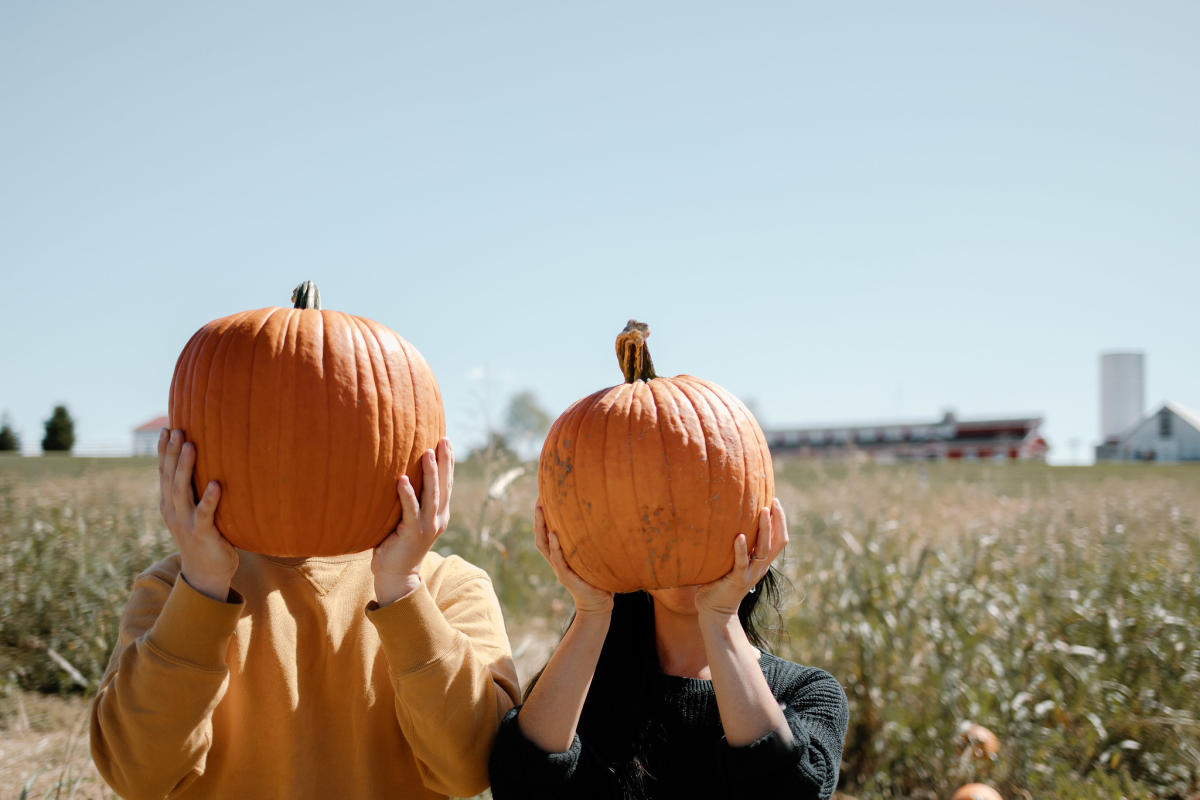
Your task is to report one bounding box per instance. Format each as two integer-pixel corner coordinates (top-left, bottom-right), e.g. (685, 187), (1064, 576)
(2, 1), (1197, 464)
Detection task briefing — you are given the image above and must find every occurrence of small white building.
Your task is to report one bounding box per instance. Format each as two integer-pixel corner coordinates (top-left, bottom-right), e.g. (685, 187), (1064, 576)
(132, 416), (169, 456)
(1099, 402), (1200, 462)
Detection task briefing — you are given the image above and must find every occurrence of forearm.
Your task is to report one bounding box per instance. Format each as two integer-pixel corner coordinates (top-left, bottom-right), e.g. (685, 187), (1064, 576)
(517, 610), (610, 753)
(370, 574), (519, 797)
(90, 576), (239, 799)
(700, 611), (791, 747)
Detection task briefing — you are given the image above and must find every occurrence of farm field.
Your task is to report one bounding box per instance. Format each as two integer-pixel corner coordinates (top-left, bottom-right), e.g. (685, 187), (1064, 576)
(1, 454), (1198, 799)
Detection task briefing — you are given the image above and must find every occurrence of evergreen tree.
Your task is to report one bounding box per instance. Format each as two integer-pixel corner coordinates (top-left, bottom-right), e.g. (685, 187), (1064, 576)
(0, 416), (19, 452)
(42, 405), (75, 453)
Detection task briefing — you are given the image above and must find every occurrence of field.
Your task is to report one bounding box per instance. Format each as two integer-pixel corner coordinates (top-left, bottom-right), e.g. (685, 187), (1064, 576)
(2, 454), (1198, 799)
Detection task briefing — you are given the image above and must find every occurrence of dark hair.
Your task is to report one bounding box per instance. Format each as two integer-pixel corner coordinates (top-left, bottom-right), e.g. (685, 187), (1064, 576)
(524, 569), (786, 799)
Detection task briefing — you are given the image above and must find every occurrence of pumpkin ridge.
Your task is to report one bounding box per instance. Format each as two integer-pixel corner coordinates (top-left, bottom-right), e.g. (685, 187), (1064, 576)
(671, 379), (716, 584)
(680, 377), (744, 583)
(399, 332), (425, 511)
(247, 307), (286, 551)
(350, 317), (389, 547)
(704, 379), (757, 566)
(567, 388), (616, 590)
(315, 309), (333, 555)
(279, 308), (305, 554)
(603, 383), (642, 593)
(364, 319), (403, 548)
(183, 323), (220, 513)
(564, 388), (622, 591)
(647, 379), (684, 587)
(339, 316), (369, 550)
(710, 380), (772, 556)
(228, 309), (275, 550)
(201, 317), (237, 543)
(628, 383), (670, 590)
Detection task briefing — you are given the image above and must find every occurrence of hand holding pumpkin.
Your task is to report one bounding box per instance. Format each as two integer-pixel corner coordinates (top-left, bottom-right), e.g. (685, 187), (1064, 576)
(695, 498), (788, 618)
(534, 504), (614, 617)
(158, 428), (239, 602)
(372, 438), (454, 607)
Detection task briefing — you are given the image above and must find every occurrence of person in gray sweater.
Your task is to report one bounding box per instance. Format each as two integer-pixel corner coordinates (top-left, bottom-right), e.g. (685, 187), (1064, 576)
(489, 500), (848, 800)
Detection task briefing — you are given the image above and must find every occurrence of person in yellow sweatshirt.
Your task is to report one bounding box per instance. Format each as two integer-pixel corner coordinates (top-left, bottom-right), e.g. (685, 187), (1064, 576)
(90, 428), (520, 800)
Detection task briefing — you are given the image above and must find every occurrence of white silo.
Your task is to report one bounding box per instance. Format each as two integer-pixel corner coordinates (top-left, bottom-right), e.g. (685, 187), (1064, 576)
(1100, 352), (1144, 443)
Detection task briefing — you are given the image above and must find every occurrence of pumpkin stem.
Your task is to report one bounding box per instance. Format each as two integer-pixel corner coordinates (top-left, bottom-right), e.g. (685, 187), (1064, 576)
(616, 320), (657, 383)
(291, 281), (322, 310)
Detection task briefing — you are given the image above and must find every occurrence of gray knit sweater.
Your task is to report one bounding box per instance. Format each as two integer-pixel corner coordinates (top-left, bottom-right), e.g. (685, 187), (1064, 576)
(488, 652), (848, 800)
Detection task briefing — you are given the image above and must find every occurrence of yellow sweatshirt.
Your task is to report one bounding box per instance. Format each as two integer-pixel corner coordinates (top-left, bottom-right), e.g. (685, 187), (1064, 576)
(90, 549), (519, 800)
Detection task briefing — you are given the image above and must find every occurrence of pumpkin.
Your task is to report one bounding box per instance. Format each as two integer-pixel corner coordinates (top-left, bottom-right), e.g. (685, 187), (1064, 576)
(958, 724), (1000, 761)
(537, 320), (774, 593)
(950, 785), (1003, 800)
(168, 282), (445, 556)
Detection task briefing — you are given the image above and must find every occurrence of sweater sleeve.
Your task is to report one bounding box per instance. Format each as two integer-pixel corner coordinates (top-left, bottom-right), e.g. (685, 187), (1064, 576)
(367, 561), (520, 798)
(89, 559), (244, 800)
(719, 668), (849, 800)
(488, 706), (606, 800)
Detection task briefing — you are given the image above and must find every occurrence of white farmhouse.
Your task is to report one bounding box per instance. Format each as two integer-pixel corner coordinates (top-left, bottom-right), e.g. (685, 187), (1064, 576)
(1103, 402), (1200, 462)
(132, 416), (168, 456)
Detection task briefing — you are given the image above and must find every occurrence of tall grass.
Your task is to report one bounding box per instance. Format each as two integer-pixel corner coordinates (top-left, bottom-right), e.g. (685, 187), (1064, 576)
(2, 455), (1198, 798)
(777, 460), (1200, 798)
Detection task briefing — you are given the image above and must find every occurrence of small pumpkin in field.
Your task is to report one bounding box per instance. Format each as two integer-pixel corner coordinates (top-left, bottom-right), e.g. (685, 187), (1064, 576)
(168, 282), (444, 556)
(958, 723), (1000, 761)
(537, 320), (774, 593)
(950, 784), (1003, 800)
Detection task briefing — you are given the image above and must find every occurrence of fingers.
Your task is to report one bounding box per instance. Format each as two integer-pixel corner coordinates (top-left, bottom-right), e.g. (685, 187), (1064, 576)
(160, 429), (182, 509)
(196, 481), (221, 525)
(173, 440), (197, 513)
(733, 533), (750, 571)
(396, 474), (419, 527)
(546, 531), (567, 569)
(436, 438), (453, 518)
(545, 532), (584, 583)
(533, 505), (550, 557)
(419, 449), (438, 530)
(770, 497), (789, 554)
(754, 505), (772, 558)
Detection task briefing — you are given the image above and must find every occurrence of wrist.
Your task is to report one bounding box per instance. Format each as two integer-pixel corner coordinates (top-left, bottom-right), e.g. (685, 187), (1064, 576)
(180, 569), (233, 603)
(697, 607), (741, 640)
(571, 606), (613, 632)
(574, 597), (614, 617)
(374, 571), (421, 607)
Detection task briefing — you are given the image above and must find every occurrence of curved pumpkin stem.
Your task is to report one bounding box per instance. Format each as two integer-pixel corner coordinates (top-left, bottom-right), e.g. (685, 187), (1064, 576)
(291, 281), (322, 310)
(616, 320), (657, 383)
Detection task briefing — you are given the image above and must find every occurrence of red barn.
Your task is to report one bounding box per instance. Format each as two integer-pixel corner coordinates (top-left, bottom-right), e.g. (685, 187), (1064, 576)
(765, 411), (1048, 461)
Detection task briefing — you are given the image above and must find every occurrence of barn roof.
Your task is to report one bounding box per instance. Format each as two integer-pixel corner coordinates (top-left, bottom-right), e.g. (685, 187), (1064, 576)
(1164, 401), (1200, 432)
(133, 415), (169, 433)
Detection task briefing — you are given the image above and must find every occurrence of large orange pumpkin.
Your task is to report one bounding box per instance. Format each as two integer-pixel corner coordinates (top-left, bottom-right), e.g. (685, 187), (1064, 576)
(168, 282), (444, 556)
(538, 321), (774, 593)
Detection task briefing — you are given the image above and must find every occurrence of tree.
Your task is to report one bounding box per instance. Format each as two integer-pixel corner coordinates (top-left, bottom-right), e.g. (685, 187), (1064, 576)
(42, 405), (75, 453)
(0, 414), (18, 452)
(503, 390), (552, 459)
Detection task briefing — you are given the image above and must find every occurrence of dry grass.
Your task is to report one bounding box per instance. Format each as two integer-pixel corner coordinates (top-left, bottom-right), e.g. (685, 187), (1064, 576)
(2, 454), (1199, 798)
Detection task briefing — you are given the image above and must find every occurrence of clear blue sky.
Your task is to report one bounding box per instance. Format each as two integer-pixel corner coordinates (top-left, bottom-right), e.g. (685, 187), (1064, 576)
(3, 1), (1197, 464)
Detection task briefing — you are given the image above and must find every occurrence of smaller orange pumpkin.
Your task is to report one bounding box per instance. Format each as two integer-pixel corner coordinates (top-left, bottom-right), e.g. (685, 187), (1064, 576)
(950, 784), (1003, 800)
(537, 320), (773, 592)
(958, 724), (1000, 761)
